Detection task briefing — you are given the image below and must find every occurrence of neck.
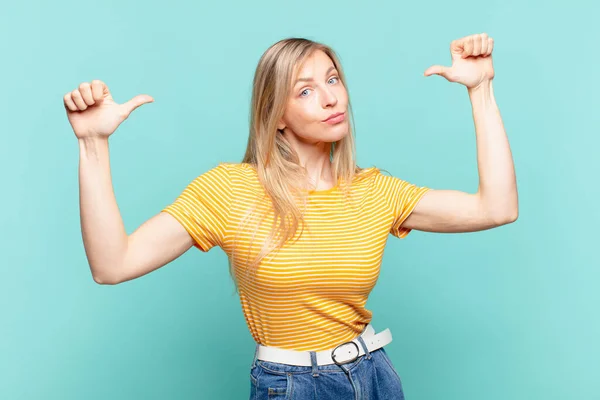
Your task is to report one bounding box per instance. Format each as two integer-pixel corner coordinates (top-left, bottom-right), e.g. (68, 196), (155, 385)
(281, 131), (334, 190)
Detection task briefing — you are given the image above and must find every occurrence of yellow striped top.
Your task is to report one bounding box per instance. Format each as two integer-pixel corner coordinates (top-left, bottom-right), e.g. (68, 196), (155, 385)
(161, 162), (430, 351)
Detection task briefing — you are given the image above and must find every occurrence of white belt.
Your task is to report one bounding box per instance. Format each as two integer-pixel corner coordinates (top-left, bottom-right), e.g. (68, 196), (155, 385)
(256, 324), (393, 367)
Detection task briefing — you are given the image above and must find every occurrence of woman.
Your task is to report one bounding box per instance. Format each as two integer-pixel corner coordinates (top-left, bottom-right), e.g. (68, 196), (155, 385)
(65, 33), (517, 399)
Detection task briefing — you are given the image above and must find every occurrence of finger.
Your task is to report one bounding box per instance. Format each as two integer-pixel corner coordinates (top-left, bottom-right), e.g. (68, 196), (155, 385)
(64, 93), (78, 112)
(424, 65), (451, 78)
(479, 33), (488, 56)
(79, 82), (95, 106)
(91, 79), (105, 102)
(463, 37), (475, 58)
(486, 37), (494, 56)
(71, 90), (87, 110)
(462, 37), (474, 58)
(120, 94), (154, 117)
(450, 39), (463, 55)
(473, 35), (482, 56)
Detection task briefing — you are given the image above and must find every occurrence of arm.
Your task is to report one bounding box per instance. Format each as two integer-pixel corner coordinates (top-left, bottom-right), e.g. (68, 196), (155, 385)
(403, 81), (517, 233)
(67, 80), (193, 284)
(79, 137), (193, 284)
(404, 34), (518, 233)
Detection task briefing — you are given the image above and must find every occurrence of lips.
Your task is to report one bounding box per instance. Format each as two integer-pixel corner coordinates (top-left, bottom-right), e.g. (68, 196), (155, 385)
(324, 112), (344, 122)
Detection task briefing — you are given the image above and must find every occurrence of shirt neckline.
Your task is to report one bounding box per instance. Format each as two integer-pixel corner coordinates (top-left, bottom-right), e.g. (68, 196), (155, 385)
(242, 163), (374, 195)
(307, 177), (342, 195)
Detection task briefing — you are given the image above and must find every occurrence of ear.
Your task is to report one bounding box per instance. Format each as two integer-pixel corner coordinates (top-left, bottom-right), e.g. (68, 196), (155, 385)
(277, 119), (286, 131)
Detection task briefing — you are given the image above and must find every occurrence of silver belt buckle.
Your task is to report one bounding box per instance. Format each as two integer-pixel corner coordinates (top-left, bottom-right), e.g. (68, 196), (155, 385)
(331, 340), (360, 366)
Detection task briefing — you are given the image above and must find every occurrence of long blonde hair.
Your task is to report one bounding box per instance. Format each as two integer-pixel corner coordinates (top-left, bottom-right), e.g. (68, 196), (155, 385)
(228, 38), (375, 294)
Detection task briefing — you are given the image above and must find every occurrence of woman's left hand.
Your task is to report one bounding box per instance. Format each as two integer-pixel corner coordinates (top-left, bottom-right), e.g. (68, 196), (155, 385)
(424, 33), (495, 90)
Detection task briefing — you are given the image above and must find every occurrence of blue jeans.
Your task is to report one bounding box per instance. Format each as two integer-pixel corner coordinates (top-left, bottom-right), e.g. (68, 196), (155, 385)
(249, 335), (405, 399)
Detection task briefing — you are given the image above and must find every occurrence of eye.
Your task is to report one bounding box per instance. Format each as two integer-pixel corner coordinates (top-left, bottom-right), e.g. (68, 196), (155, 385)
(300, 88), (311, 97)
(299, 76), (339, 98)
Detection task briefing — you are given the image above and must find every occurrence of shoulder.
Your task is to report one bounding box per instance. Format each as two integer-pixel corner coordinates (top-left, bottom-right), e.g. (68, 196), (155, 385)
(356, 166), (381, 180)
(352, 165), (386, 187)
(216, 162), (258, 182)
(211, 162), (264, 195)
(363, 166), (411, 186)
(357, 166), (423, 198)
(218, 162), (256, 174)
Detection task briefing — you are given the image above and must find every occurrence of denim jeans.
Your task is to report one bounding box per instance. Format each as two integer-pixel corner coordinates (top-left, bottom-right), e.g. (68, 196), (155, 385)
(249, 335), (405, 399)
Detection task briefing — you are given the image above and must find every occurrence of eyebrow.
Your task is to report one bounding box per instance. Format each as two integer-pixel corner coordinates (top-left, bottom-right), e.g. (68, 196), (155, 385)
(294, 66), (337, 86)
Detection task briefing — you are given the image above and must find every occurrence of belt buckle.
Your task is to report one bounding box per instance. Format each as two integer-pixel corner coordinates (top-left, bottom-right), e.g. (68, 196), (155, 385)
(331, 340), (360, 366)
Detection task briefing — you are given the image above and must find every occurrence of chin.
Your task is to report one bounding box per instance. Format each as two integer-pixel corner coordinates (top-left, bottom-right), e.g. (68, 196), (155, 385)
(319, 131), (348, 144)
(297, 123), (349, 143)
(327, 123), (350, 141)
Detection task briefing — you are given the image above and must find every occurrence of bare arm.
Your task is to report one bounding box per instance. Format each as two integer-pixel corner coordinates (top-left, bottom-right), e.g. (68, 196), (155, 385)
(79, 137), (192, 285)
(118, 212), (193, 284)
(403, 81), (517, 233)
(403, 34), (518, 233)
(67, 80), (193, 284)
(78, 136), (127, 283)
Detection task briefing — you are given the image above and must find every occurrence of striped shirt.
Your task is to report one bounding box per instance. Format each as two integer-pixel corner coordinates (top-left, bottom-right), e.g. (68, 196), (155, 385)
(162, 162), (430, 351)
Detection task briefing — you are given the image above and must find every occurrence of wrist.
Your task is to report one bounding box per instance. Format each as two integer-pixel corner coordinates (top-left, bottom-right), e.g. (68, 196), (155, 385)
(468, 80), (495, 107)
(78, 136), (108, 146)
(78, 136), (109, 159)
(468, 79), (493, 96)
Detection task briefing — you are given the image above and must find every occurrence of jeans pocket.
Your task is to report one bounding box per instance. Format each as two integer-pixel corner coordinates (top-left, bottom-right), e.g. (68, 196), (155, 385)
(379, 348), (404, 387)
(258, 366), (291, 399)
(267, 386), (288, 399)
(250, 364), (261, 386)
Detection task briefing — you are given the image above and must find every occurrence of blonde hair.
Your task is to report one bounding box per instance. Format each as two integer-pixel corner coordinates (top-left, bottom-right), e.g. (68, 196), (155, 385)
(228, 37), (376, 294)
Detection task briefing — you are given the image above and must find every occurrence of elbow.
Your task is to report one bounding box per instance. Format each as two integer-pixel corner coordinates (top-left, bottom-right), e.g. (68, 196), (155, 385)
(481, 191), (519, 227)
(491, 207), (519, 227)
(92, 269), (121, 285)
(93, 275), (118, 285)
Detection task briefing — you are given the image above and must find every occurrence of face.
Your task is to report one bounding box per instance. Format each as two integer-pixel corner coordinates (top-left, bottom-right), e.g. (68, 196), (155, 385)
(277, 49), (349, 144)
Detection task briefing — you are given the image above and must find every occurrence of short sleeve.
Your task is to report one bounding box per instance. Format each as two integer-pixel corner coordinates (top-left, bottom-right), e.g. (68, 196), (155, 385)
(161, 163), (232, 252)
(376, 172), (430, 239)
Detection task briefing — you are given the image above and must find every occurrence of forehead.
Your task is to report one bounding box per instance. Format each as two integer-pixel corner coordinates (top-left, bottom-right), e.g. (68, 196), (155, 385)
(294, 49), (335, 77)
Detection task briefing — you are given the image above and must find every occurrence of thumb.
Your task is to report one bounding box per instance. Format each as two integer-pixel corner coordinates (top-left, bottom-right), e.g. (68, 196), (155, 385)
(423, 65), (452, 79)
(120, 94), (154, 117)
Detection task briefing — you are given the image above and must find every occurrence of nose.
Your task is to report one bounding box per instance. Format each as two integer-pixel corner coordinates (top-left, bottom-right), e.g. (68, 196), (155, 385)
(321, 85), (338, 108)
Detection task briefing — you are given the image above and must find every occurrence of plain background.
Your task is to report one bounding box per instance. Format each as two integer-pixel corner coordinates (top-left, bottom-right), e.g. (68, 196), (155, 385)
(1, 0), (598, 399)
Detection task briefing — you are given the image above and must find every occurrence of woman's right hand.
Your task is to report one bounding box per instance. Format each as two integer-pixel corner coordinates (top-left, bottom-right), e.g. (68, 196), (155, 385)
(64, 80), (154, 140)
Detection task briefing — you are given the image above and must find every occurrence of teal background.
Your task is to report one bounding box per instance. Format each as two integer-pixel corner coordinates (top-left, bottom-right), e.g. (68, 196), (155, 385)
(1, 0), (598, 399)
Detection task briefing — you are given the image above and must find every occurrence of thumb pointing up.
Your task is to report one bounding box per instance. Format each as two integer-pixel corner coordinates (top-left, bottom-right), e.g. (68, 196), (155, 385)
(120, 94), (154, 118)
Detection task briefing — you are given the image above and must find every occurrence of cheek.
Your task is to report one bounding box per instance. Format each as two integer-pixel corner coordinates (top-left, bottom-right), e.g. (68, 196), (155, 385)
(288, 102), (319, 128)
(336, 86), (349, 105)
